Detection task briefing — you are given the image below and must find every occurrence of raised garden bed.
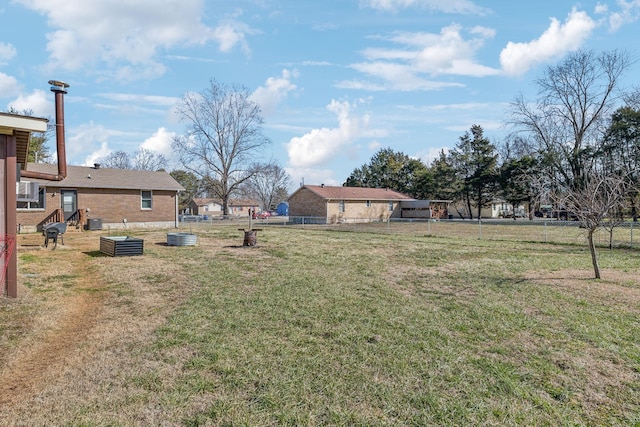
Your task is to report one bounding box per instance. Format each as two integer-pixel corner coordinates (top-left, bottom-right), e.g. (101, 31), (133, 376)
(100, 236), (144, 257)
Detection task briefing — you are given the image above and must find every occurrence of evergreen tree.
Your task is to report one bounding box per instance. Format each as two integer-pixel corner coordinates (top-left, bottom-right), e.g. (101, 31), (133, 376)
(600, 106), (640, 220)
(170, 170), (201, 212)
(343, 148), (427, 197)
(451, 125), (499, 219)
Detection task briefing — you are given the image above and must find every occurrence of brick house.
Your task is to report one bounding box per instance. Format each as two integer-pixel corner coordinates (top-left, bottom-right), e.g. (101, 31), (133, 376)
(17, 163), (184, 231)
(288, 184), (414, 223)
(189, 197), (260, 218)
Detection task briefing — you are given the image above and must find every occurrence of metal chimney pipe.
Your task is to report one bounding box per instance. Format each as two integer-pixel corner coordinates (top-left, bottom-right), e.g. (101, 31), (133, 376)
(21, 80), (69, 181)
(50, 80), (68, 179)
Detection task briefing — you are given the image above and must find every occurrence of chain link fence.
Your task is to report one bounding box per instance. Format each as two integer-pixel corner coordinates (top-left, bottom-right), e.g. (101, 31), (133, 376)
(178, 216), (640, 249)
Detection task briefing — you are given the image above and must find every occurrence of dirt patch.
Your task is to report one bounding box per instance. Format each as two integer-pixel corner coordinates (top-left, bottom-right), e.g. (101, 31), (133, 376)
(0, 234), (107, 406)
(0, 230), (196, 423)
(522, 268), (640, 314)
(386, 263), (478, 299)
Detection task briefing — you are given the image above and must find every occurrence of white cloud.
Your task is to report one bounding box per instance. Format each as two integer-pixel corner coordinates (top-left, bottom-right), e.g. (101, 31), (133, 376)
(213, 20), (253, 54)
(14, 0), (254, 80)
(98, 93), (178, 107)
(368, 140), (382, 150)
(286, 99), (373, 168)
(250, 69), (298, 116)
(65, 121), (136, 165)
(500, 8), (596, 76)
(0, 73), (21, 98)
(66, 121), (111, 165)
(416, 146), (450, 165)
(84, 141), (111, 167)
(361, 0), (489, 15)
(343, 24), (499, 91)
(603, 0), (640, 31)
(0, 42), (16, 63)
(285, 167), (342, 190)
(7, 90), (52, 116)
(140, 127), (176, 158)
(301, 60), (333, 67)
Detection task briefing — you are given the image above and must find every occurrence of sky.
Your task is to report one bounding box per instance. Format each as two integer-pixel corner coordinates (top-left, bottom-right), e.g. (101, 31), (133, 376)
(1, 0), (640, 191)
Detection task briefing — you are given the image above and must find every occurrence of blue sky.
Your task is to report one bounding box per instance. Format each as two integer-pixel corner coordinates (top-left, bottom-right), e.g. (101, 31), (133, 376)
(1, 0), (639, 190)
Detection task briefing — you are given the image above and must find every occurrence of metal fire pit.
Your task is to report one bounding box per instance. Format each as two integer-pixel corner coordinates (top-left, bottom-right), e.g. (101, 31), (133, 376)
(239, 229), (261, 246)
(167, 232), (197, 246)
(100, 236), (144, 256)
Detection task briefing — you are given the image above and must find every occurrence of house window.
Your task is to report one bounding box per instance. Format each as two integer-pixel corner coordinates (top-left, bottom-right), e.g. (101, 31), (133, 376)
(366, 200), (371, 207)
(388, 201), (393, 211)
(17, 188), (46, 210)
(339, 200), (345, 213)
(141, 190), (152, 209)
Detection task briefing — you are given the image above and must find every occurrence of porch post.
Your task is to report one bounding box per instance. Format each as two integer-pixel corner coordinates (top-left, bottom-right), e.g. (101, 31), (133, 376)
(2, 134), (17, 297)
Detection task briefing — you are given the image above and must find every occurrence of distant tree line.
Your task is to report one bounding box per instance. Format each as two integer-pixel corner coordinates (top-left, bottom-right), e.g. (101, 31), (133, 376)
(345, 50), (640, 224)
(344, 49), (638, 278)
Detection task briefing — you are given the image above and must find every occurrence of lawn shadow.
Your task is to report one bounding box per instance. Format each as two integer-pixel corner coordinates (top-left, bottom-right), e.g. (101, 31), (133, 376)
(83, 250), (109, 258)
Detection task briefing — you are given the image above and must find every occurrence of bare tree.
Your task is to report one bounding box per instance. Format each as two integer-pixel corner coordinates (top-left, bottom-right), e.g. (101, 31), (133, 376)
(172, 80), (271, 215)
(509, 50), (633, 279)
(554, 173), (627, 279)
(510, 50), (630, 190)
(243, 162), (291, 211)
(624, 87), (640, 109)
(100, 148), (167, 171)
(133, 148), (167, 171)
(102, 150), (132, 169)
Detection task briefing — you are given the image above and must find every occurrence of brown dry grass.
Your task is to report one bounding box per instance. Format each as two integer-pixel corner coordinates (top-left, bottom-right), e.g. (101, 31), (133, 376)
(0, 230), (200, 424)
(0, 226), (638, 425)
(523, 268), (640, 314)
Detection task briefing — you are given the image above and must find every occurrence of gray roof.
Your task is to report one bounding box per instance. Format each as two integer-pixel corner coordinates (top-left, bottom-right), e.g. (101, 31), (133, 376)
(24, 163), (184, 191)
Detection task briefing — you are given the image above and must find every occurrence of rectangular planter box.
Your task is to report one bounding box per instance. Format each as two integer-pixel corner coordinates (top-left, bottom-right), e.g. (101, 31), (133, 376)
(100, 236), (144, 257)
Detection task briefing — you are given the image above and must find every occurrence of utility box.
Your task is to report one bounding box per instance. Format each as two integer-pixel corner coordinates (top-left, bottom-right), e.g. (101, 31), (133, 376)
(86, 218), (103, 230)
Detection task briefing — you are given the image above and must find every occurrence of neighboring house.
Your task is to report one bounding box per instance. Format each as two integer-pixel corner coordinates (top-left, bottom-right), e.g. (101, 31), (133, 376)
(17, 163), (184, 231)
(449, 199), (527, 219)
(490, 199), (527, 218)
(288, 184), (414, 223)
(400, 200), (452, 219)
(189, 198), (222, 216)
(189, 197), (260, 217)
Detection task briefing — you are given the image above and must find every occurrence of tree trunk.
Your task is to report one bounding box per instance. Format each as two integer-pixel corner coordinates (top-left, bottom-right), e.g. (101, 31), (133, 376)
(222, 195), (229, 217)
(609, 228), (614, 251)
(588, 229), (601, 279)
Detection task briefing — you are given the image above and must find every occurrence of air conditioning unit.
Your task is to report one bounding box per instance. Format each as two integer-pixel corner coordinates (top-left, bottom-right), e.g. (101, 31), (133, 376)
(16, 181), (39, 202)
(86, 218), (103, 231)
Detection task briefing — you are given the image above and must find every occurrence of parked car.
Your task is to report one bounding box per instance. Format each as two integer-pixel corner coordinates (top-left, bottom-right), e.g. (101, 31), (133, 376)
(256, 211), (271, 219)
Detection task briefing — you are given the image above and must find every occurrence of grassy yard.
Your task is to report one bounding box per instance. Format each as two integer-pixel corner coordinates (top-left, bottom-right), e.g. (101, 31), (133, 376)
(1, 225), (639, 425)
